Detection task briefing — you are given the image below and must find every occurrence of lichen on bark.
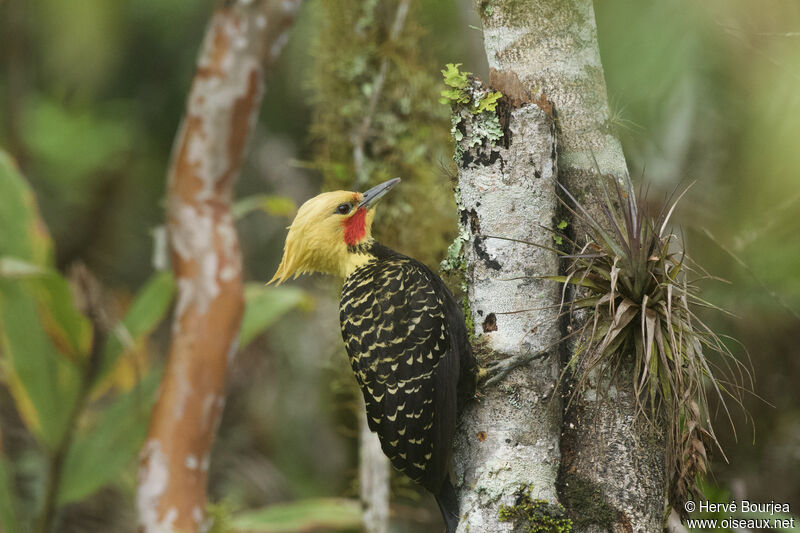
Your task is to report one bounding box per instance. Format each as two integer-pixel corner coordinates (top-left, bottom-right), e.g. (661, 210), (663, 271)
(447, 69), (562, 531)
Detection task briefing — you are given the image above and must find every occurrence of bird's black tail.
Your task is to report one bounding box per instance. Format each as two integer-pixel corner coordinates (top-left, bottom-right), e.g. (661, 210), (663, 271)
(434, 479), (460, 533)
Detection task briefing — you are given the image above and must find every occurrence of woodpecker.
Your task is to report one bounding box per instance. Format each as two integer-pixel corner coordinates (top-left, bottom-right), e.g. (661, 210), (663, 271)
(269, 178), (475, 533)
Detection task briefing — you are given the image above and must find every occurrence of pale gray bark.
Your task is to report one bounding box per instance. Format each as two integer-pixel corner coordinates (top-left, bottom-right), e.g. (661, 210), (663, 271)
(451, 1), (667, 532)
(479, 0), (628, 182)
(358, 403), (390, 533)
(451, 83), (562, 530)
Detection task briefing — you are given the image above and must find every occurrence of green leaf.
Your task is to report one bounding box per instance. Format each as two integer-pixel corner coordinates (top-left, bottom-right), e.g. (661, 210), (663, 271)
(0, 151), (53, 265)
(233, 195), (297, 220)
(0, 256), (46, 277)
(0, 259), (93, 363)
(57, 371), (160, 505)
(541, 275), (605, 293)
(230, 498), (361, 532)
(97, 271), (175, 386)
(0, 151), (79, 447)
(0, 280), (81, 447)
(33, 271), (92, 363)
(239, 284), (308, 349)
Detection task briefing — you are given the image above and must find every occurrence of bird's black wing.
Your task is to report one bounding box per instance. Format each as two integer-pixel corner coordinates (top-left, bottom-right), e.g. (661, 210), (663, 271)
(340, 252), (469, 491)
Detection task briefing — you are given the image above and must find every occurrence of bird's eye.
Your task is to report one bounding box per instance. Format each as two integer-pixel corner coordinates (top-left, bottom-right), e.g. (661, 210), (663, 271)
(336, 203), (352, 215)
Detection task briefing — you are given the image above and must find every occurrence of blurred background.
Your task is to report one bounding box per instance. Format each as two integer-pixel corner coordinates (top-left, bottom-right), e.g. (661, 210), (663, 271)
(0, 0), (798, 531)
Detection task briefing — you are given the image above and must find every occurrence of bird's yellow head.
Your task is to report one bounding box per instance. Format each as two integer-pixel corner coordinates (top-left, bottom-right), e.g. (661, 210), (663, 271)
(268, 178), (400, 284)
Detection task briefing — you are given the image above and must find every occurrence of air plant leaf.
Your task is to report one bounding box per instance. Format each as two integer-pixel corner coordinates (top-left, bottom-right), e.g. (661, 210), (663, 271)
(540, 275), (605, 293)
(598, 298), (637, 354)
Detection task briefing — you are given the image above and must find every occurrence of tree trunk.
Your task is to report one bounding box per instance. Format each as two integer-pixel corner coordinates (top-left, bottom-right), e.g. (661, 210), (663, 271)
(136, 2), (301, 532)
(358, 401), (390, 533)
(452, 0), (667, 531)
(450, 72), (562, 532)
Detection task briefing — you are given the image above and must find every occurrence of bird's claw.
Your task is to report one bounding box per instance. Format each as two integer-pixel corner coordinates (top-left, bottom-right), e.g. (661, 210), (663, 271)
(478, 350), (549, 388)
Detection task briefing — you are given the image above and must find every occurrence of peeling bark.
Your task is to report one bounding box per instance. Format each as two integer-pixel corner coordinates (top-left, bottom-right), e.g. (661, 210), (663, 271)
(137, 2), (301, 532)
(473, 1), (667, 531)
(451, 82), (562, 530)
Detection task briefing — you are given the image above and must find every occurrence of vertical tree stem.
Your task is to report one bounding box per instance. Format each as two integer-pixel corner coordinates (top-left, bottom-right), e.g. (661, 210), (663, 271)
(450, 77), (561, 532)
(36, 378), (88, 533)
(474, 1), (667, 530)
(137, 2), (301, 532)
(358, 400), (390, 533)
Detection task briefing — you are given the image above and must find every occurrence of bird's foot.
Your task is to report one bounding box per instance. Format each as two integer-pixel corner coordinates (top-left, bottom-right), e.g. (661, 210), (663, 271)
(478, 349), (549, 388)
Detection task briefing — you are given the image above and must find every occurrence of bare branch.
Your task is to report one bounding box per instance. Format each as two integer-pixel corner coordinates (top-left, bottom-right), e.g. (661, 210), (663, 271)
(137, 2), (302, 532)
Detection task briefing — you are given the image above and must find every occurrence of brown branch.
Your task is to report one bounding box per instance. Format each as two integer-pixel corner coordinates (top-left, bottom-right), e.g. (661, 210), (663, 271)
(137, 2), (301, 532)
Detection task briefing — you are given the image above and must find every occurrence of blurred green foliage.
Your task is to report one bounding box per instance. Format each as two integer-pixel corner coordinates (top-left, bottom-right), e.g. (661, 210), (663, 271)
(56, 372), (160, 507)
(308, 0), (459, 269)
(230, 497), (360, 533)
(0, 154), (306, 531)
(240, 284), (311, 350)
(0, 151), (173, 532)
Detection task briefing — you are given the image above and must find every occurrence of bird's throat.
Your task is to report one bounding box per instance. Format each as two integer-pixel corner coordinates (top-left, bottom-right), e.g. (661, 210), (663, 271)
(342, 239), (376, 278)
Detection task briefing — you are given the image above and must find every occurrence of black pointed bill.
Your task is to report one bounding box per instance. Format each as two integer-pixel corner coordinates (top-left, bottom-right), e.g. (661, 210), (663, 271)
(358, 177), (401, 209)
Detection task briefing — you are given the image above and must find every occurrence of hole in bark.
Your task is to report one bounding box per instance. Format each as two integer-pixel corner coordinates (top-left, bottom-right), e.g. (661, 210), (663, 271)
(477, 431), (487, 442)
(482, 312), (497, 333)
(459, 209), (470, 227)
(468, 209), (480, 234)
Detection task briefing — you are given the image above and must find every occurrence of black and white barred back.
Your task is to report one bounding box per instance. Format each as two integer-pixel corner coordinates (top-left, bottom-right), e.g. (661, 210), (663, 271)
(339, 241), (475, 496)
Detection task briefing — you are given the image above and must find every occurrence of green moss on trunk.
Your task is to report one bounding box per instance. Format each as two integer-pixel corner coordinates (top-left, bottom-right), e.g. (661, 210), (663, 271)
(498, 485), (572, 533)
(557, 475), (616, 530)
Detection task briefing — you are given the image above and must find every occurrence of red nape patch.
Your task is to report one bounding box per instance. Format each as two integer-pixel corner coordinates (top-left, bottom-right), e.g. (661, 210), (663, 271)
(343, 208), (367, 246)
